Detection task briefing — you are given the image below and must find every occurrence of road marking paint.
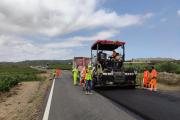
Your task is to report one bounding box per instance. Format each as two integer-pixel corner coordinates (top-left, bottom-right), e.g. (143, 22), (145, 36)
(43, 78), (55, 120)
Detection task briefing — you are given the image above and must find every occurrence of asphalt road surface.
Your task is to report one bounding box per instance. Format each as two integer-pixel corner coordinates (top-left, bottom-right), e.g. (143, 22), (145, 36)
(95, 86), (180, 120)
(61, 71), (180, 120)
(39, 70), (180, 120)
(39, 72), (143, 120)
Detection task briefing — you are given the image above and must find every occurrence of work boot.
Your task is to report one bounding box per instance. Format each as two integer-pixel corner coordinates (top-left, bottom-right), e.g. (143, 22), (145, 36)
(150, 88), (153, 91)
(82, 87), (85, 91)
(87, 92), (90, 95)
(89, 92), (93, 95)
(154, 88), (157, 91)
(85, 92), (88, 95)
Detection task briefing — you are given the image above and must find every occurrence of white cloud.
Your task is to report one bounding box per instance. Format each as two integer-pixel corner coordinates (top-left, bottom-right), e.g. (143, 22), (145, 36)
(177, 10), (180, 16)
(0, 35), (32, 46)
(0, 29), (119, 61)
(143, 13), (154, 19)
(148, 25), (155, 28)
(0, 35), (74, 62)
(0, 0), (155, 62)
(44, 29), (119, 48)
(0, 0), (152, 37)
(161, 18), (167, 22)
(66, 29), (120, 41)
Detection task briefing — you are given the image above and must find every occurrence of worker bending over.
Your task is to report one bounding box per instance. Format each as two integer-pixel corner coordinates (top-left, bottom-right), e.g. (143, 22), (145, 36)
(82, 69), (86, 91)
(150, 66), (157, 91)
(143, 67), (150, 89)
(96, 61), (103, 85)
(56, 68), (60, 78)
(85, 66), (93, 95)
(72, 65), (79, 86)
(53, 69), (56, 79)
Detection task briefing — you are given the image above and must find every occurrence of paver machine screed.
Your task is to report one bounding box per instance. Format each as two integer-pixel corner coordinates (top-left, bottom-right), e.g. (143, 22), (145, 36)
(91, 40), (138, 88)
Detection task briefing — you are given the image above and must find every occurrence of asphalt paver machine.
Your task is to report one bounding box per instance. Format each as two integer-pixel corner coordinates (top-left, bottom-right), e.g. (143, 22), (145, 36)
(91, 40), (138, 88)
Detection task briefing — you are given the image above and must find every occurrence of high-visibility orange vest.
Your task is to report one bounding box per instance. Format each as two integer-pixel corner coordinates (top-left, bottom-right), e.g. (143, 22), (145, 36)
(110, 53), (116, 57)
(151, 69), (157, 79)
(56, 70), (60, 74)
(82, 70), (86, 77)
(144, 71), (150, 80)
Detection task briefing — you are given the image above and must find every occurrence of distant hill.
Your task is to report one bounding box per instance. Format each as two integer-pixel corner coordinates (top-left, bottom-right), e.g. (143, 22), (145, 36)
(133, 57), (175, 62)
(0, 60), (73, 66)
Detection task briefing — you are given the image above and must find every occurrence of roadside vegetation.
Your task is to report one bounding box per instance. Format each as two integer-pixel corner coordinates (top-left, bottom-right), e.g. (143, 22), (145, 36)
(0, 66), (46, 93)
(49, 64), (72, 70)
(125, 61), (180, 87)
(125, 61), (180, 74)
(0, 66), (46, 74)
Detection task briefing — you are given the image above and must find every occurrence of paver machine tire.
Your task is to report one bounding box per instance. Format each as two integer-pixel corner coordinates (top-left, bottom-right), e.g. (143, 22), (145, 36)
(92, 77), (97, 90)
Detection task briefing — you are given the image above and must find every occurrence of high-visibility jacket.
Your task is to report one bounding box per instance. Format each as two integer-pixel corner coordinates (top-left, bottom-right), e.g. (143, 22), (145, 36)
(110, 53), (116, 57)
(151, 69), (157, 79)
(97, 63), (103, 74)
(53, 69), (56, 75)
(85, 69), (92, 80)
(144, 71), (150, 80)
(56, 70), (60, 74)
(82, 70), (86, 77)
(73, 68), (78, 76)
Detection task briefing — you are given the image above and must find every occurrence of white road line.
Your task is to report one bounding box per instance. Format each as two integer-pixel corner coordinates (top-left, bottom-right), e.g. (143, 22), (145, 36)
(43, 79), (55, 120)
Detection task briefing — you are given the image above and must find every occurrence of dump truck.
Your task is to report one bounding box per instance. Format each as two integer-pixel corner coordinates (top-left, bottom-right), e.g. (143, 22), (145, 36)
(72, 57), (91, 81)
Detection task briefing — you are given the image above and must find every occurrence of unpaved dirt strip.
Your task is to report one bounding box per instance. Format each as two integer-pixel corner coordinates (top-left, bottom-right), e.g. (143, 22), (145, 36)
(0, 82), (39, 120)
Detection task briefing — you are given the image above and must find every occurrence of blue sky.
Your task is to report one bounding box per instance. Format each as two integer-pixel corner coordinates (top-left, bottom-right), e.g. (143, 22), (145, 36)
(0, 0), (179, 62)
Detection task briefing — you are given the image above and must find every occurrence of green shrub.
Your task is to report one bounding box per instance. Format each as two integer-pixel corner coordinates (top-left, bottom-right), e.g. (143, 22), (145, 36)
(159, 62), (178, 73)
(50, 64), (71, 70)
(0, 75), (20, 92)
(174, 69), (180, 74)
(0, 74), (46, 93)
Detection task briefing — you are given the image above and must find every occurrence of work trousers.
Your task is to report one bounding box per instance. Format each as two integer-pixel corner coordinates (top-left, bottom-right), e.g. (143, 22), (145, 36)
(57, 74), (59, 78)
(86, 80), (92, 92)
(74, 75), (78, 85)
(151, 79), (156, 89)
(53, 74), (56, 79)
(144, 79), (149, 88)
(83, 76), (86, 87)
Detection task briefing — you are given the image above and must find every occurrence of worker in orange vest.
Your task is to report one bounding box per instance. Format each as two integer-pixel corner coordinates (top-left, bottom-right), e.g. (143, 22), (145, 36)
(109, 50), (116, 58)
(150, 66), (157, 91)
(56, 68), (60, 78)
(143, 67), (150, 89)
(82, 68), (87, 91)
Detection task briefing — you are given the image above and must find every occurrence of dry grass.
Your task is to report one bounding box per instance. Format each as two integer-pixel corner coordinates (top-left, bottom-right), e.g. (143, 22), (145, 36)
(0, 71), (53, 120)
(14, 73), (52, 120)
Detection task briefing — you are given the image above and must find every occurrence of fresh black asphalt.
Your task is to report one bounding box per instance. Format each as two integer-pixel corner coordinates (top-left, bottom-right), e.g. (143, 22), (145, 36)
(95, 87), (180, 120)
